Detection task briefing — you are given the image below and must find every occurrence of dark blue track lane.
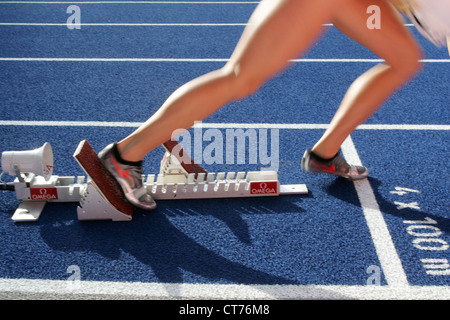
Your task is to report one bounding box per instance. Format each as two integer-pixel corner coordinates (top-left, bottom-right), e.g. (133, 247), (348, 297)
(0, 61), (448, 125)
(0, 2), (257, 24)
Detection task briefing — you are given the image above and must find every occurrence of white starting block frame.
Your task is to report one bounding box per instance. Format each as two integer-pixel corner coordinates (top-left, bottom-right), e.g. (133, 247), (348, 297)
(9, 174), (87, 222)
(7, 151), (307, 222)
(148, 152), (307, 200)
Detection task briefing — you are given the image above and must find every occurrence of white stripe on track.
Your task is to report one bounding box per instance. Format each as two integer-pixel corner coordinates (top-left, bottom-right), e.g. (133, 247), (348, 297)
(0, 121), (449, 131)
(0, 57), (448, 63)
(0, 57), (230, 62)
(0, 23), (248, 26)
(0, 278), (449, 300)
(341, 136), (409, 287)
(0, 23), (413, 27)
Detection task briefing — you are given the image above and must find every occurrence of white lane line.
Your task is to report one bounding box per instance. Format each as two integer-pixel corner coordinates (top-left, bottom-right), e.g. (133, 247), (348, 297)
(0, 121), (449, 131)
(0, 120), (143, 127)
(0, 23), (413, 27)
(0, 23), (249, 26)
(341, 136), (409, 287)
(0, 57), (229, 62)
(0, 57), (448, 63)
(0, 278), (449, 300)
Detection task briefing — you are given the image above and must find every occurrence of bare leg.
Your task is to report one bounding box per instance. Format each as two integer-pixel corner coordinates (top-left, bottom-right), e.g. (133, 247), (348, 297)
(311, 0), (423, 159)
(117, 0), (337, 162)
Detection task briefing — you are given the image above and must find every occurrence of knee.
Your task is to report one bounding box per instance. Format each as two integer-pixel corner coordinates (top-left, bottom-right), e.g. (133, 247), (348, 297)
(221, 62), (266, 100)
(390, 43), (424, 79)
(402, 47), (423, 77)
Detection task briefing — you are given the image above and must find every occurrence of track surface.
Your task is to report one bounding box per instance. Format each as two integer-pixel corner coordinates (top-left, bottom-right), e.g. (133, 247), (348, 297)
(0, 1), (449, 300)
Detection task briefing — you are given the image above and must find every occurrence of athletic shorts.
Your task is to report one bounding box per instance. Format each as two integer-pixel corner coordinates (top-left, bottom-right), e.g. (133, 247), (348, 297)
(391, 0), (450, 51)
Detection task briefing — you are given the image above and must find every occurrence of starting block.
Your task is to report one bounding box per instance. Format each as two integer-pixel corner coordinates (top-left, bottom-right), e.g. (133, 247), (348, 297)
(74, 140), (134, 221)
(8, 174), (86, 222)
(3, 140), (308, 222)
(150, 150), (307, 200)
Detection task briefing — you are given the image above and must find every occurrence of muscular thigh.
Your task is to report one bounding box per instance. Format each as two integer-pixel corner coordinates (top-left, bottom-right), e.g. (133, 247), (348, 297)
(227, 0), (336, 84)
(330, 0), (423, 68)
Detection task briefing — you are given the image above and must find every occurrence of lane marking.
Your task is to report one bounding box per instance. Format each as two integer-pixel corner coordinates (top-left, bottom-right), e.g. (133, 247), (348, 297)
(0, 57), (230, 62)
(0, 121), (449, 131)
(0, 23), (249, 26)
(0, 57), (448, 63)
(0, 278), (448, 299)
(0, 23), (413, 27)
(341, 136), (409, 287)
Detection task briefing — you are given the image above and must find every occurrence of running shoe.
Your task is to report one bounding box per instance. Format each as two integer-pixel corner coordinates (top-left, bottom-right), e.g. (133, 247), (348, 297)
(301, 149), (369, 181)
(98, 143), (156, 210)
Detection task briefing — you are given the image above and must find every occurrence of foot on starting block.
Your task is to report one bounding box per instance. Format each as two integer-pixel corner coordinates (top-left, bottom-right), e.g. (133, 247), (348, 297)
(73, 140), (134, 221)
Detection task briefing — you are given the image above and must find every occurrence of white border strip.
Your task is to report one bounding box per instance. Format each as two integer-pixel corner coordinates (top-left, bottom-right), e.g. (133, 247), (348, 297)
(0, 57), (448, 63)
(0, 121), (449, 131)
(341, 136), (409, 287)
(0, 278), (448, 300)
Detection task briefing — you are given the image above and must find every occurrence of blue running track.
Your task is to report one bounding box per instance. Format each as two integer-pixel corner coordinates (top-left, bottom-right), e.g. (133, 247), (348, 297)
(0, 0), (449, 302)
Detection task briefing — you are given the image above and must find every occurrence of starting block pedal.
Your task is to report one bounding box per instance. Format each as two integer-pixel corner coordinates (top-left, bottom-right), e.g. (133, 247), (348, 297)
(162, 140), (207, 176)
(73, 140), (134, 221)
